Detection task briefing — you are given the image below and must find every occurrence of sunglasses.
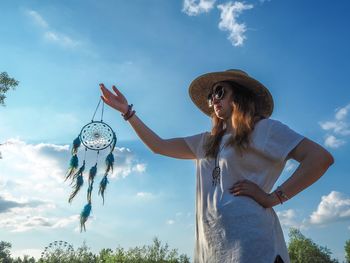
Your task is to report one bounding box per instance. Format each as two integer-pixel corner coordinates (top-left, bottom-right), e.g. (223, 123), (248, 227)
(207, 85), (226, 108)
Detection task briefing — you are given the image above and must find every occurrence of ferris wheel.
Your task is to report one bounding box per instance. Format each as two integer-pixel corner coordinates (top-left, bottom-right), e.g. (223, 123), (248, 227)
(40, 240), (74, 261)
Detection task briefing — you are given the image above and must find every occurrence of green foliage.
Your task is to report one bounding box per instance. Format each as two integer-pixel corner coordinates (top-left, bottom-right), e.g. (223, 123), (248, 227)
(287, 228), (338, 263)
(12, 255), (36, 263)
(0, 241), (12, 263)
(345, 239), (350, 263)
(36, 237), (190, 263)
(97, 237), (190, 263)
(0, 71), (19, 106)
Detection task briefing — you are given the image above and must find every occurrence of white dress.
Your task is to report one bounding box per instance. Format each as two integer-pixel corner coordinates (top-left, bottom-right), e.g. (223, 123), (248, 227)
(183, 118), (305, 263)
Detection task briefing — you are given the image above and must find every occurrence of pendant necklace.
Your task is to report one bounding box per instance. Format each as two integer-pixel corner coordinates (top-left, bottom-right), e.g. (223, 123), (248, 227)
(212, 138), (227, 187)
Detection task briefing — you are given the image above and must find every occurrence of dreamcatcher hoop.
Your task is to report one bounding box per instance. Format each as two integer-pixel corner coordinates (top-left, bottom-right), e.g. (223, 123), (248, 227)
(65, 98), (117, 232)
(80, 121), (116, 151)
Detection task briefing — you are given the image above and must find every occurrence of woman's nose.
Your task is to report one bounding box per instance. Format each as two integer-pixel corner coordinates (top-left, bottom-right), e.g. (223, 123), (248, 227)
(212, 96), (221, 104)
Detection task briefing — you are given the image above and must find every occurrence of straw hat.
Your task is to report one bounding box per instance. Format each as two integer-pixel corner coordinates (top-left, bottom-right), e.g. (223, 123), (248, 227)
(188, 69), (274, 118)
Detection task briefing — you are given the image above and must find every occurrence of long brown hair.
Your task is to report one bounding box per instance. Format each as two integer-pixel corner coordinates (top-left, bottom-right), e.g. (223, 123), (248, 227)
(203, 80), (266, 159)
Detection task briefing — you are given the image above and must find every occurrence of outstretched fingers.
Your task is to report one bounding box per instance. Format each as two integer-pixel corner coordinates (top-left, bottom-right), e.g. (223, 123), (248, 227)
(99, 83), (116, 100)
(112, 85), (127, 101)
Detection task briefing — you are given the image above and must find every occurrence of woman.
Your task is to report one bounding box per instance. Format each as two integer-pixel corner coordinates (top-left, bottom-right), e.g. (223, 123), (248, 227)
(99, 69), (334, 263)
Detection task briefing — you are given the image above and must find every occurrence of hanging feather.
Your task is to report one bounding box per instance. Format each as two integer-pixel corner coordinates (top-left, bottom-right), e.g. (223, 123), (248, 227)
(105, 152), (114, 174)
(64, 99), (119, 231)
(88, 163), (97, 184)
(68, 174), (84, 203)
(98, 174), (109, 205)
(87, 164), (97, 203)
(70, 160), (85, 184)
(80, 202), (92, 232)
(71, 136), (81, 155)
(65, 154), (79, 181)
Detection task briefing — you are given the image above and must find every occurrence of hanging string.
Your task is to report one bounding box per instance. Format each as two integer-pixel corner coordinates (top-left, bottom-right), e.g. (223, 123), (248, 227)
(91, 99), (102, 122)
(84, 147), (87, 160)
(101, 100), (105, 122)
(96, 150), (100, 163)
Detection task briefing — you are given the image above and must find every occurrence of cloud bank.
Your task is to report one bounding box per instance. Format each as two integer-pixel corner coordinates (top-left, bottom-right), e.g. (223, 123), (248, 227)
(319, 103), (350, 148)
(182, 0), (254, 47)
(0, 138), (146, 232)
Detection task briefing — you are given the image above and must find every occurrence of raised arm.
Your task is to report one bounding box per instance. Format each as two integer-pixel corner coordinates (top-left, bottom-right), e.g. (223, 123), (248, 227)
(99, 84), (195, 160)
(267, 137), (334, 207)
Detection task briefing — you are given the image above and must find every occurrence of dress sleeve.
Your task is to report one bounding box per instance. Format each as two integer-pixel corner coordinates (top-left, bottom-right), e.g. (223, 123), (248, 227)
(263, 119), (305, 162)
(183, 132), (207, 159)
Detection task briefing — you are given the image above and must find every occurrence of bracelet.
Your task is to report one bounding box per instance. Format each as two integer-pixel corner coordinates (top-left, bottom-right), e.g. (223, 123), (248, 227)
(121, 104), (135, 120)
(274, 191), (284, 204)
(121, 104), (133, 116)
(274, 186), (289, 204)
(276, 186), (289, 200)
(125, 110), (136, 121)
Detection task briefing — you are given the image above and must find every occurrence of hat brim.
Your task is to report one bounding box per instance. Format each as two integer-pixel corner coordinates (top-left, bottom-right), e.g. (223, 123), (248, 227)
(188, 70), (274, 118)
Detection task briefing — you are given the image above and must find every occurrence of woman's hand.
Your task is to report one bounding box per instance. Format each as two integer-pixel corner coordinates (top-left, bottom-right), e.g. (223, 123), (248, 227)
(229, 179), (273, 208)
(99, 83), (129, 114)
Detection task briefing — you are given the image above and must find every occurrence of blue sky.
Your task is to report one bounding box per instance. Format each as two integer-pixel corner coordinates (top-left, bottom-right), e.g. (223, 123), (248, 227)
(0, 0), (350, 261)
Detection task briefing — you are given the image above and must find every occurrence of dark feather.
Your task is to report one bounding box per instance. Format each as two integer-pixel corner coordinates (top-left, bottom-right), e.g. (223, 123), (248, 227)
(80, 202), (92, 232)
(68, 174), (84, 203)
(71, 136), (81, 155)
(98, 174), (109, 205)
(87, 164), (97, 203)
(65, 154), (79, 181)
(105, 152), (114, 174)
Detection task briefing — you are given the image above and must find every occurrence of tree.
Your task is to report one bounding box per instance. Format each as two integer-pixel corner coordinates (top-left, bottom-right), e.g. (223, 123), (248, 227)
(0, 71), (19, 106)
(99, 236), (190, 263)
(1, 237), (191, 263)
(345, 239), (350, 263)
(0, 71), (19, 159)
(12, 255), (36, 263)
(0, 241), (12, 263)
(287, 227), (338, 263)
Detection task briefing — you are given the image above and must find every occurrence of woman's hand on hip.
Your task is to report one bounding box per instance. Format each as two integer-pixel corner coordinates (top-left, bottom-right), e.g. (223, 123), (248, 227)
(229, 179), (273, 208)
(99, 83), (129, 114)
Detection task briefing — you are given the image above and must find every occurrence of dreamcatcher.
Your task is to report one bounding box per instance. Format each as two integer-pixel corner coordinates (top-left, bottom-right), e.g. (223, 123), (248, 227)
(65, 99), (117, 232)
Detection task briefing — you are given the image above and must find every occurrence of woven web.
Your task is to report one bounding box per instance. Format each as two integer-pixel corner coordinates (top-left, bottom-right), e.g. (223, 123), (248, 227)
(80, 121), (114, 150)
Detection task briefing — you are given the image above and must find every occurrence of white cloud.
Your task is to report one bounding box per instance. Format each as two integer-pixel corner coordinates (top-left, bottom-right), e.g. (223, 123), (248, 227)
(0, 213), (78, 233)
(276, 209), (300, 228)
(112, 147), (147, 179)
(324, 135), (346, 148)
(165, 211), (194, 226)
(0, 194), (46, 213)
(335, 104), (350, 121)
(308, 191), (350, 225)
(0, 139), (146, 231)
(12, 248), (43, 260)
(166, 219), (175, 225)
(136, 192), (155, 201)
(26, 10), (49, 28)
(44, 31), (80, 48)
(132, 163), (147, 173)
(0, 194), (76, 232)
(0, 138), (69, 191)
(0, 138), (146, 183)
(25, 9), (80, 49)
(217, 1), (254, 47)
(319, 103), (350, 148)
(182, 0), (217, 16)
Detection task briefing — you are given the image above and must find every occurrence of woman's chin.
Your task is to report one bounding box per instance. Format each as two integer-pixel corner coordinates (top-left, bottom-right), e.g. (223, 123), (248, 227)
(215, 111), (227, 119)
